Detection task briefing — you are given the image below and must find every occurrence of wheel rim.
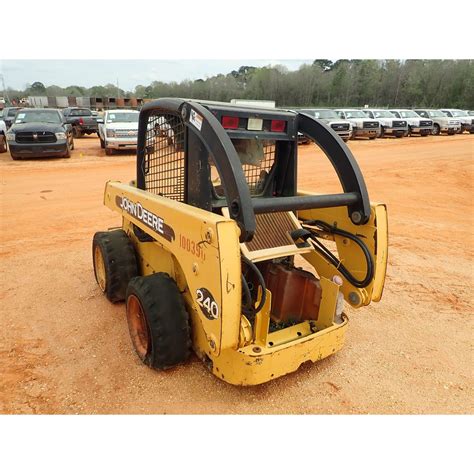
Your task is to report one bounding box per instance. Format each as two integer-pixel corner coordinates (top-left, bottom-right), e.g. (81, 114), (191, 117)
(126, 295), (151, 361)
(94, 245), (107, 292)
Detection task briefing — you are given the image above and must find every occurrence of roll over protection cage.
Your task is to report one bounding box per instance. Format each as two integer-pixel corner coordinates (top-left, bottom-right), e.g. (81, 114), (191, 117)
(136, 98), (371, 243)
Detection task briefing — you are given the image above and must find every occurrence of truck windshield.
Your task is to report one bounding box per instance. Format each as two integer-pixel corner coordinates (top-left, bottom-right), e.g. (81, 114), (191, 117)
(70, 109), (92, 116)
(399, 110), (418, 118)
(344, 110), (367, 118)
(15, 110), (61, 124)
(373, 111), (395, 119)
(429, 110), (446, 118)
(312, 110), (340, 119)
(107, 113), (139, 123)
(448, 110), (465, 117)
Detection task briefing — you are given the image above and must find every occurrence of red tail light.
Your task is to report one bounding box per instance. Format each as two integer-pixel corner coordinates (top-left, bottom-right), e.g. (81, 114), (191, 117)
(79, 117), (84, 125)
(222, 116), (239, 129)
(271, 120), (286, 132)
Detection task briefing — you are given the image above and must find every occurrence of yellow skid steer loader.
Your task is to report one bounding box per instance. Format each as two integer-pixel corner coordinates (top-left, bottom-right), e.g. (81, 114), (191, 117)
(92, 98), (388, 385)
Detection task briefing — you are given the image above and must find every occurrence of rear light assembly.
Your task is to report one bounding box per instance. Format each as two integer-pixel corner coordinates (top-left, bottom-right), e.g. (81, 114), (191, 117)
(271, 120), (286, 132)
(222, 116), (239, 129)
(79, 117), (84, 125)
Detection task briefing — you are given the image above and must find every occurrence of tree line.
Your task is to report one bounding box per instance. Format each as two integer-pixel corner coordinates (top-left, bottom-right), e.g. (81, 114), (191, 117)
(5, 60), (473, 109)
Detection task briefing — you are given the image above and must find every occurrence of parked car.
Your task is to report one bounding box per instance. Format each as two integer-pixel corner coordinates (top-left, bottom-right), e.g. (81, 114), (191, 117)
(62, 107), (99, 137)
(1, 107), (22, 129)
(467, 111), (474, 117)
(0, 118), (7, 153)
(361, 109), (408, 138)
(413, 109), (460, 135)
(6, 108), (74, 160)
(98, 109), (139, 155)
(389, 109), (433, 136)
(440, 109), (473, 134)
(298, 109), (353, 141)
(334, 109), (379, 139)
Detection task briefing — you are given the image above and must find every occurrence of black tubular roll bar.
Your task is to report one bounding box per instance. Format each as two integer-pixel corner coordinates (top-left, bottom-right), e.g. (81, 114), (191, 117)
(297, 113), (371, 224)
(136, 99), (371, 243)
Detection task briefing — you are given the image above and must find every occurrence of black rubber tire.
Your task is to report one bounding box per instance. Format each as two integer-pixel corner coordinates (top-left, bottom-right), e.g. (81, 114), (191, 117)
(379, 127), (385, 138)
(10, 152), (20, 160)
(126, 273), (191, 370)
(432, 124), (440, 135)
(0, 135), (7, 153)
(100, 136), (105, 149)
(105, 147), (113, 156)
(92, 230), (138, 303)
(62, 143), (71, 158)
(73, 126), (83, 138)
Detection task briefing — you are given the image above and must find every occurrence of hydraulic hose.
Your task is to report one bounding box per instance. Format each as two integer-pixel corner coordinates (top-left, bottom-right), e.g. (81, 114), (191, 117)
(241, 254), (267, 315)
(301, 219), (374, 288)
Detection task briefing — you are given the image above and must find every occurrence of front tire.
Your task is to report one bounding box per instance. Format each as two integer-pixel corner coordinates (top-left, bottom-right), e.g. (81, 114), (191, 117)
(62, 143), (71, 158)
(92, 230), (138, 302)
(105, 147), (114, 155)
(432, 124), (440, 135)
(126, 273), (191, 369)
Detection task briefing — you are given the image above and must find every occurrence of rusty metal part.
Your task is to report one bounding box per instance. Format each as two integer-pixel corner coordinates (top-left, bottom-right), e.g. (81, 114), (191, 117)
(126, 295), (151, 361)
(93, 245), (106, 292)
(262, 262), (322, 323)
(246, 212), (299, 252)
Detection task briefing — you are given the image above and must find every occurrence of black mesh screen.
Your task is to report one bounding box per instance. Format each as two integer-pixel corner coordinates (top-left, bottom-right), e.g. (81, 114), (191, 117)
(143, 113), (186, 201)
(242, 141), (276, 195)
(211, 140), (276, 198)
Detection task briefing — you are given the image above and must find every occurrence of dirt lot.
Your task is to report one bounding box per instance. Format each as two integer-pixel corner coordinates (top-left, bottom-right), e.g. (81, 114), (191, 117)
(1, 133), (472, 414)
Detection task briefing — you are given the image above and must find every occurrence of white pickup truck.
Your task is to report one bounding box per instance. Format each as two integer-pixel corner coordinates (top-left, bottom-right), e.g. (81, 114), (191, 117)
(334, 109), (379, 139)
(413, 109), (461, 135)
(440, 109), (473, 134)
(389, 109), (433, 136)
(98, 109), (139, 155)
(361, 109), (408, 138)
(299, 108), (353, 141)
(0, 119), (7, 153)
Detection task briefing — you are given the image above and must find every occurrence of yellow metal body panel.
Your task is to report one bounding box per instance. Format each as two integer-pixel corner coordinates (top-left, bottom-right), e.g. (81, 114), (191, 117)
(104, 181), (242, 355)
(102, 181), (386, 385)
(212, 318), (348, 386)
(297, 192), (388, 308)
(372, 204), (388, 302)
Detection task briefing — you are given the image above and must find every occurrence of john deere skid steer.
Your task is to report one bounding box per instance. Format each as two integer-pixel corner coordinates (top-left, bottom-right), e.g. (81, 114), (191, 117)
(92, 98), (388, 385)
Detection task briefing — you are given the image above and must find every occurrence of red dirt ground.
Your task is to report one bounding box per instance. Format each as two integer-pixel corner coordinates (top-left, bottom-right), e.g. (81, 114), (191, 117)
(1, 133), (472, 414)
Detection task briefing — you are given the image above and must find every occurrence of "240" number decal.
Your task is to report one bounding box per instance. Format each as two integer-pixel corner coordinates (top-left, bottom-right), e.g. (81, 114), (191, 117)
(196, 288), (219, 320)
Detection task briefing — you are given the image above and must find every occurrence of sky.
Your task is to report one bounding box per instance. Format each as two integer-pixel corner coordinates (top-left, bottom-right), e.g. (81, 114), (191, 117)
(0, 60), (313, 92)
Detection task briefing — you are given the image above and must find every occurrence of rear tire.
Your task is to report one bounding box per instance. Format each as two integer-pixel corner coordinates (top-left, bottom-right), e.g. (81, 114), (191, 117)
(0, 135), (7, 153)
(92, 230), (138, 303)
(73, 126), (83, 138)
(126, 273), (191, 369)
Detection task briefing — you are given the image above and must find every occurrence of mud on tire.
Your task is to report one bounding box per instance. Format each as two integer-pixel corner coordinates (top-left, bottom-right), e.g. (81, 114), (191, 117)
(92, 230), (138, 302)
(126, 273), (191, 370)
